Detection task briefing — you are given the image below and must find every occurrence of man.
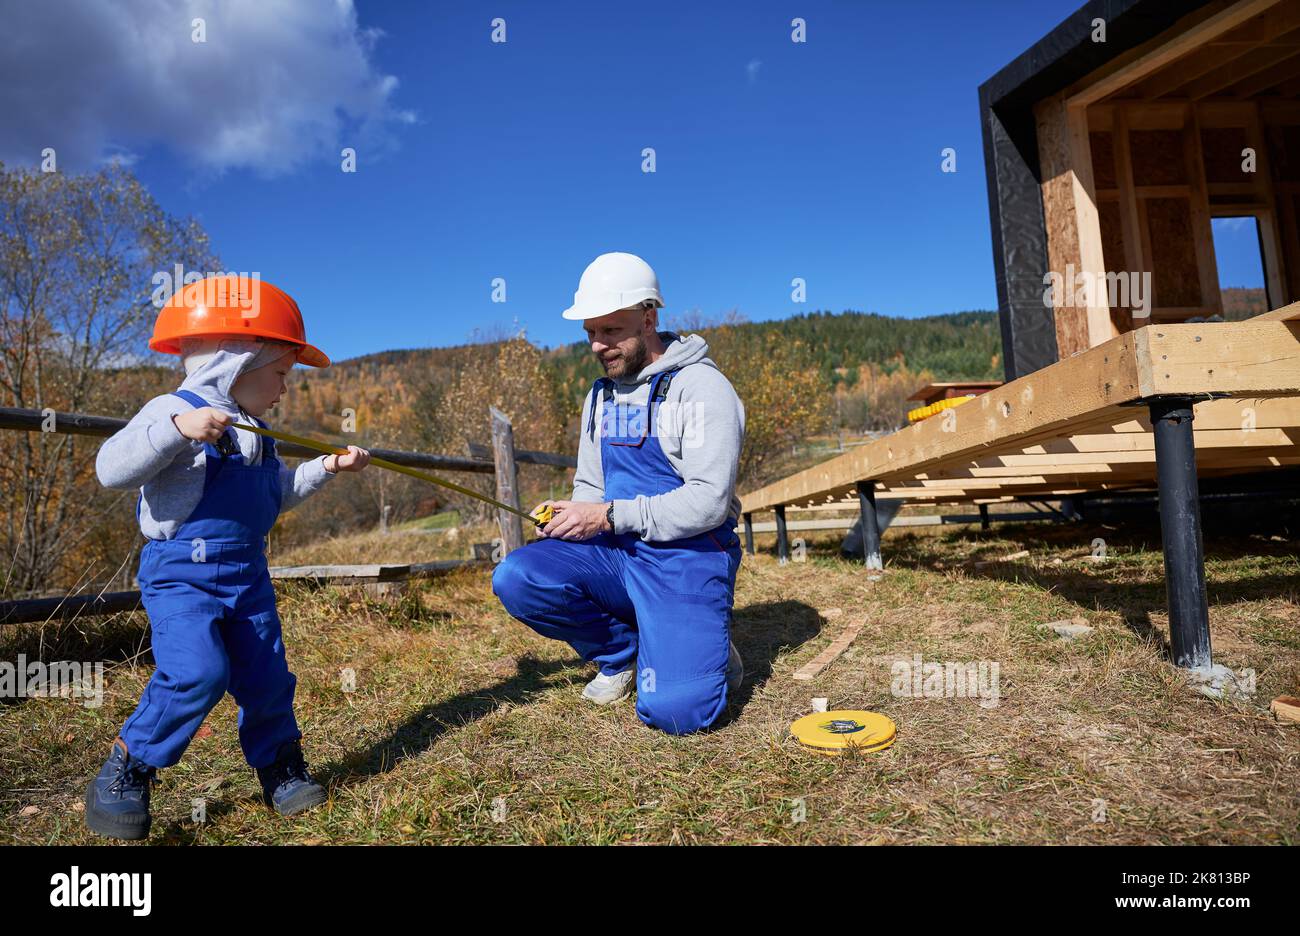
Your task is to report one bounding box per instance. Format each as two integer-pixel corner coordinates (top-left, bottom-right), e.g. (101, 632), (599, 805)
(491, 252), (745, 735)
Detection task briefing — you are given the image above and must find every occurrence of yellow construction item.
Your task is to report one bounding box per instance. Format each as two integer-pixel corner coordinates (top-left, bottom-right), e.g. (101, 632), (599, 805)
(907, 394), (976, 424)
(232, 422), (549, 527)
(789, 709), (896, 755)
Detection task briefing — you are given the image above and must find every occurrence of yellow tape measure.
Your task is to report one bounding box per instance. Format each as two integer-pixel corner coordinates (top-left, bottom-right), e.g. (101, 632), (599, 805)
(232, 421), (553, 528)
(906, 394), (976, 424)
(790, 710), (896, 755)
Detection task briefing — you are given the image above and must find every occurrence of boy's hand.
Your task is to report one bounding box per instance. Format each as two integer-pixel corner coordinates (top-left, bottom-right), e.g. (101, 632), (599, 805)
(324, 445), (370, 473)
(173, 407), (234, 443)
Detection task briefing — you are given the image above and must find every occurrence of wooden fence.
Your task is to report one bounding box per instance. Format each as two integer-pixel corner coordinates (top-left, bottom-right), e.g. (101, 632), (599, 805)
(0, 406), (576, 625)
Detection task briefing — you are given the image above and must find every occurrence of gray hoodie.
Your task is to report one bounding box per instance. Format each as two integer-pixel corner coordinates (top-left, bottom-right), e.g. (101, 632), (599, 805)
(96, 346), (334, 541)
(573, 332), (744, 542)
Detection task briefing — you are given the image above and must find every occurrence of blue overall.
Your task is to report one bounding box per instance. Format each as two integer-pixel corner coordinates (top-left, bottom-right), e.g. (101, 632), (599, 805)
(118, 390), (300, 770)
(492, 369), (742, 735)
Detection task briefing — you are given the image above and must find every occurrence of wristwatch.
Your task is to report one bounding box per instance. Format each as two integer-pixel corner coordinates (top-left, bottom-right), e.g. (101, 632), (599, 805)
(605, 502), (615, 533)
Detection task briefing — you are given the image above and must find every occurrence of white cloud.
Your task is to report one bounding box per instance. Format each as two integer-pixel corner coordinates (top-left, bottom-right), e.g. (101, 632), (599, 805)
(1212, 216), (1251, 233)
(746, 59), (762, 84)
(0, 0), (414, 176)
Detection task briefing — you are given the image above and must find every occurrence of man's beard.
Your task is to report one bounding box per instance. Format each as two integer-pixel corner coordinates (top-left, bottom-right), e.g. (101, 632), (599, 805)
(602, 335), (648, 378)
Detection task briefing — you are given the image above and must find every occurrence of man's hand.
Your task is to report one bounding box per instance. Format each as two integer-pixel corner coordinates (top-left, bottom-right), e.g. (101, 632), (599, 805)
(324, 446), (371, 473)
(538, 499), (611, 541)
(172, 407), (234, 443)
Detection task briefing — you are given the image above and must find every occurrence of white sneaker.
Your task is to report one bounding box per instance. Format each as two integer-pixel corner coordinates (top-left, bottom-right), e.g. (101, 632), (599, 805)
(726, 641), (743, 693)
(582, 644), (741, 704)
(582, 668), (635, 705)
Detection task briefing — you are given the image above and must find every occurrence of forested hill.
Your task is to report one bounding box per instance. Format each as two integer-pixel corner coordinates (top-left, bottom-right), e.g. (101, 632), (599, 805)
(710, 309), (1002, 377)
(541, 309), (1004, 406)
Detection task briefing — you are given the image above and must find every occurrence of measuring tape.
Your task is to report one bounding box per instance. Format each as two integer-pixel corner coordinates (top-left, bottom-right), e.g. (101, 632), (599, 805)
(232, 422), (554, 528)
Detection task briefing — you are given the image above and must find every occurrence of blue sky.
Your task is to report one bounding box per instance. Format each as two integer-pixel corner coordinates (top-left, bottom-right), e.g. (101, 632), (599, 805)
(1211, 218), (1268, 290)
(124, 0), (1084, 357)
(14, 1), (1267, 359)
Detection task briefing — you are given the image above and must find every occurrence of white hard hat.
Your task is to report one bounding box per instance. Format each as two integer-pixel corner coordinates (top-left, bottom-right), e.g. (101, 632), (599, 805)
(562, 252), (664, 321)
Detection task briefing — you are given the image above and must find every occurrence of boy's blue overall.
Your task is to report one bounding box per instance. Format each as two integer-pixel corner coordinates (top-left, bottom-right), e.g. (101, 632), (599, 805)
(118, 389), (300, 769)
(492, 369), (742, 735)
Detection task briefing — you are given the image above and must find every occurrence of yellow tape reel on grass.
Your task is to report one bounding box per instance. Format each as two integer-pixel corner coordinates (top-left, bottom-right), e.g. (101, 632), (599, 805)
(790, 710), (896, 755)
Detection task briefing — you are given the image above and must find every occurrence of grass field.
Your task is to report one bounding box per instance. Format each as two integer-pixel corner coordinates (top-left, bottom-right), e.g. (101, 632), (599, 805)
(2, 514), (1297, 845)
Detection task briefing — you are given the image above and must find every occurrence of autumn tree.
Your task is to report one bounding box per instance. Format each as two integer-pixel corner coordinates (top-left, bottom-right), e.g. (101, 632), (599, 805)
(835, 357), (934, 434)
(0, 163), (216, 595)
(674, 316), (834, 489)
(420, 336), (567, 523)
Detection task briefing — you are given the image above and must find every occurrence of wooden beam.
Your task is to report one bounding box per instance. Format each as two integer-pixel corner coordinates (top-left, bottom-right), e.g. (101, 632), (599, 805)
(1, 560), (491, 624)
(490, 406), (524, 555)
(1187, 104), (1224, 316)
(1137, 321), (1300, 396)
(1228, 44), (1300, 96)
(1036, 94), (1114, 358)
(1132, 2), (1300, 99)
(1063, 395), (1299, 431)
(740, 319), (1300, 515)
(0, 407), (508, 474)
(1256, 299), (1300, 320)
(1114, 105), (1146, 330)
(1067, 0), (1285, 107)
(268, 559), (489, 585)
(1182, 29), (1300, 98)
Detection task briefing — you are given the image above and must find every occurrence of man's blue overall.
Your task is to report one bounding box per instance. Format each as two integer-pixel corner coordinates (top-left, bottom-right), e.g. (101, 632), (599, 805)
(118, 389), (300, 769)
(492, 369), (742, 735)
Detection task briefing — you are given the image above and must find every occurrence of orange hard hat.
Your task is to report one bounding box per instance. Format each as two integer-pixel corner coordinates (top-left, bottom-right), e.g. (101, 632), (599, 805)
(149, 275), (330, 368)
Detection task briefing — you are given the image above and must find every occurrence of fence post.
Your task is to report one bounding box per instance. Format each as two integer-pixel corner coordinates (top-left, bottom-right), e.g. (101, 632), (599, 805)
(490, 406), (524, 555)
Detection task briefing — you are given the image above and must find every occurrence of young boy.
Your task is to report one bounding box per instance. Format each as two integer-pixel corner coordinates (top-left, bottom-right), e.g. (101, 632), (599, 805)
(85, 275), (369, 840)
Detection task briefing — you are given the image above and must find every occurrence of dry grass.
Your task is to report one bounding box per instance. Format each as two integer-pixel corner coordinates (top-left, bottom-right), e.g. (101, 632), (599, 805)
(2, 515), (1297, 844)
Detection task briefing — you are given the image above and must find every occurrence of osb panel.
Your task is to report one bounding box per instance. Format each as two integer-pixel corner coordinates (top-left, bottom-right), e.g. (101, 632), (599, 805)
(1201, 127), (1251, 184)
(1098, 200), (1125, 277)
(1130, 129), (1189, 186)
(1266, 123), (1300, 182)
(1146, 197), (1202, 308)
(1090, 131), (1117, 190)
(1036, 96), (1092, 359)
(1098, 199), (1134, 332)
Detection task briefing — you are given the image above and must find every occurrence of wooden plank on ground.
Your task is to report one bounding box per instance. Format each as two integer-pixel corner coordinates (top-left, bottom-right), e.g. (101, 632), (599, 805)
(269, 558), (488, 585)
(792, 622), (864, 681)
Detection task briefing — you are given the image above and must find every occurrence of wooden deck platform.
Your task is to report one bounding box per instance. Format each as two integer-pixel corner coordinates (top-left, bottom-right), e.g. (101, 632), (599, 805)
(738, 305), (1300, 672)
(741, 309), (1300, 514)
